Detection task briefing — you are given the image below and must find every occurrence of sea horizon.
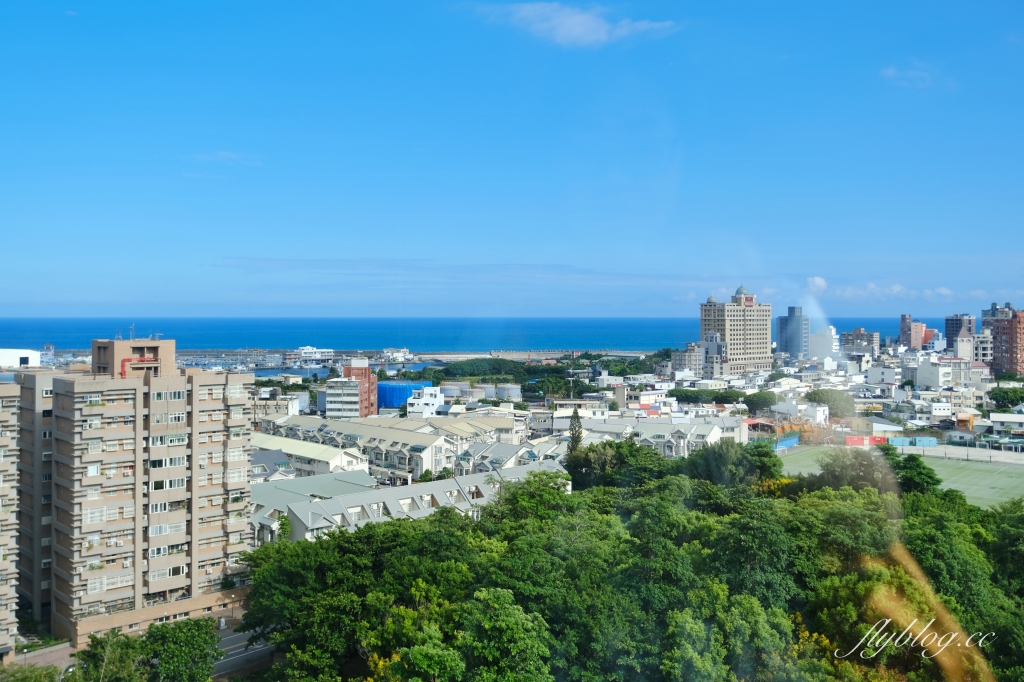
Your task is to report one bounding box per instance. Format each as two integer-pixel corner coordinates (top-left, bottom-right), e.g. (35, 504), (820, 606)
(0, 316), (945, 353)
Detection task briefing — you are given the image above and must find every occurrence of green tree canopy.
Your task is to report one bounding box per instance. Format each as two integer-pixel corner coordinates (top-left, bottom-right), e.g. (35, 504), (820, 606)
(803, 388), (855, 418)
(742, 391), (777, 414)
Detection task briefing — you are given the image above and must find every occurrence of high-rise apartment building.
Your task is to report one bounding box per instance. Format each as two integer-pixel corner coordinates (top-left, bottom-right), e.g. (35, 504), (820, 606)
(13, 370), (77, 626)
(18, 339), (254, 647)
(982, 302), (1015, 330)
(0, 384), (21, 662)
(839, 328), (880, 357)
(991, 311), (1024, 378)
(776, 306), (809, 359)
(342, 358), (378, 417)
(899, 315), (925, 350)
(974, 328), (994, 366)
(699, 286), (772, 374)
(945, 314), (976, 343)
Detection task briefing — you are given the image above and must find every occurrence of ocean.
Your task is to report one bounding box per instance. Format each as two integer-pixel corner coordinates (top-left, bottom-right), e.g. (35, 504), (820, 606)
(0, 317), (944, 353)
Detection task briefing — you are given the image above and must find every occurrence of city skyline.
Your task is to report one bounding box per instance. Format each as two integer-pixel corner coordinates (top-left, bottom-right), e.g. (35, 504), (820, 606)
(3, 2), (1024, 317)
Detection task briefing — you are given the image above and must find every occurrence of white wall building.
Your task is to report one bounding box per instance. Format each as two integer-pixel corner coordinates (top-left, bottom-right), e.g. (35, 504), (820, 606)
(407, 387), (445, 418)
(324, 377), (362, 418)
(808, 327), (840, 361)
(0, 349), (41, 368)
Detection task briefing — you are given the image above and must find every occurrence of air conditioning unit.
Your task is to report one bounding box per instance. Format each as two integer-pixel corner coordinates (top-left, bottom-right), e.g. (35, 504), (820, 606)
(123, 471), (132, 477)
(123, 560), (131, 568)
(106, 472), (114, 478)
(199, 463), (206, 469)
(73, 566), (82, 574)
(206, 568), (212, 574)
(106, 539), (115, 546)
(116, 540), (124, 547)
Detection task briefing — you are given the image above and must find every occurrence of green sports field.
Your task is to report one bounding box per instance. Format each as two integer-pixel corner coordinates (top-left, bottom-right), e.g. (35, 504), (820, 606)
(779, 446), (1024, 508)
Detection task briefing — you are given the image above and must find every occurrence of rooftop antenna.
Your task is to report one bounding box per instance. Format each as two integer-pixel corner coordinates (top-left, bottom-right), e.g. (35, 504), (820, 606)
(154, 332), (163, 341)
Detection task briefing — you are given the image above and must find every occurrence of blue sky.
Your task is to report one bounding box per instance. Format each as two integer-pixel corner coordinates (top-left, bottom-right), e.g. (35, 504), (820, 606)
(2, 2), (1023, 318)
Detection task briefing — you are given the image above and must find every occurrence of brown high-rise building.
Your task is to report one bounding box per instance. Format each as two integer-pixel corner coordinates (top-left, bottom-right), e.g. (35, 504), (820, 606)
(991, 311), (1024, 378)
(343, 358), (379, 417)
(17, 338), (254, 647)
(899, 315), (925, 350)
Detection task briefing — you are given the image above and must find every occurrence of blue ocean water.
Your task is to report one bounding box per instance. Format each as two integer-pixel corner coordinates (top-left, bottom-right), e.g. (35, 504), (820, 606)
(0, 317), (943, 352)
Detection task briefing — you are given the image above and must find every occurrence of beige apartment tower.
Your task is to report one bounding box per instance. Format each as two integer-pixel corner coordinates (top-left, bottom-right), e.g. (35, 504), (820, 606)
(18, 339), (254, 647)
(699, 286), (773, 374)
(0, 384), (21, 662)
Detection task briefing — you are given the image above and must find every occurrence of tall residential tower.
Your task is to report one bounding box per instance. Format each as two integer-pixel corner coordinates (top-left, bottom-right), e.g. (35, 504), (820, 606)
(699, 286), (773, 374)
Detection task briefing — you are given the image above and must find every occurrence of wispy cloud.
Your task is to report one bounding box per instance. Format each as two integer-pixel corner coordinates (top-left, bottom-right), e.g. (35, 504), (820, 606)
(188, 151), (261, 166)
(805, 276), (827, 295)
(479, 2), (676, 47)
(880, 61), (934, 88)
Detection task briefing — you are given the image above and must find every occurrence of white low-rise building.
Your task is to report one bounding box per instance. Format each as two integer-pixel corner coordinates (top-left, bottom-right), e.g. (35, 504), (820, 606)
(407, 386), (445, 418)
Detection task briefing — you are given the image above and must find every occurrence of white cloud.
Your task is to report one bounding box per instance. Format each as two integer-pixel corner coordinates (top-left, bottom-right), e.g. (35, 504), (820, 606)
(482, 3), (675, 47)
(805, 276), (827, 295)
(880, 62), (933, 88)
(969, 289), (988, 298)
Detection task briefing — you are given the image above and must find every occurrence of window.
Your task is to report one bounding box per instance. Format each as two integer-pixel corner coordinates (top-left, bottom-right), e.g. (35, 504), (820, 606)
(85, 417), (100, 430)
(84, 507), (106, 524)
(152, 392), (164, 401)
(149, 435), (166, 447)
(87, 464), (101, 477)
(122, 438), (135, 449)
(212, 452), (223, 464)
(197, 388), (209, 401)
(104, 441), (118, 452)
(226, 448), (244, 462)
(41, 559), (51, 569)
(227, 467), (245, 483)
(148, 524), (169, 536)
(149, 546), (167, 558)
(167, 434), (188, 446)
(169, 412), (186, 424)
(41, 473), (52, 482)
(87, 487), (101, 500)
(42, 430), (52, 439)
(42, 389), (53, 397)
(149, 502), (168, 514)
(229, 407), (243, 419)
(149, 456), (185, 469)
(168, 391), (185, 401)
(152, 413), (167, 424)
(212, 388), (223, 400)
(227, 384), (246, 398)
(151, 478), (185, 491)
(230, 429), (243, 440)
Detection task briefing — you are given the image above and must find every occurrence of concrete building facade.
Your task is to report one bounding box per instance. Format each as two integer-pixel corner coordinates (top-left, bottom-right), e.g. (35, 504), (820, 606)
(0, 384), (22, 661)
(17, 339), (254, 648)
(945, 314), (976, 343)
(699, 286), (772, 374)
(991, 310), (1024, 378)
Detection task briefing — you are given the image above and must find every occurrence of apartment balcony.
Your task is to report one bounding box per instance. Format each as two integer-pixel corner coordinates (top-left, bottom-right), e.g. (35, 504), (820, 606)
(226, 496), (249, 512)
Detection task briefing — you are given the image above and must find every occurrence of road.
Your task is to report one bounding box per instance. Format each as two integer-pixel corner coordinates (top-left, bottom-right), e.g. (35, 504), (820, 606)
(215, 628), (273, 676)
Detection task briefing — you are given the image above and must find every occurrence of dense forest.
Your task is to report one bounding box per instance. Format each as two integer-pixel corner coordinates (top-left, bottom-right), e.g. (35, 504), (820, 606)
(236, 439), (1024, 681)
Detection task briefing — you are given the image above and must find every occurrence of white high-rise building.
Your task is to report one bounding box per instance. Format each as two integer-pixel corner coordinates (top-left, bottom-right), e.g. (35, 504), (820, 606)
(808, 326), (840, 361)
